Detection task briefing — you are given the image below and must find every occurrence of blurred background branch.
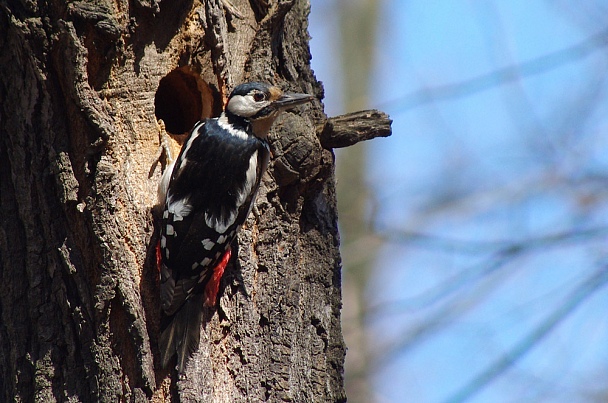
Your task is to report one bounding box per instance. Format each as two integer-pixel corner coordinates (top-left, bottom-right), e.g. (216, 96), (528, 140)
(310, 0), (608, 402)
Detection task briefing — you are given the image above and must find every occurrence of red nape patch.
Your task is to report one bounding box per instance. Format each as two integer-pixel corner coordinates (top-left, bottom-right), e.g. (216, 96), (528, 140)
(203, 248), (232, 307)
(155, 240), (162, 273)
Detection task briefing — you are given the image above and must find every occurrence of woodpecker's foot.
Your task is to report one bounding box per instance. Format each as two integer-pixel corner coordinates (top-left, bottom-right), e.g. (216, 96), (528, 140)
(149, 119), (174, 179)
(158, 119), (174, 168)
(251, 202), (261, 219)
(203, 247), (232, 307)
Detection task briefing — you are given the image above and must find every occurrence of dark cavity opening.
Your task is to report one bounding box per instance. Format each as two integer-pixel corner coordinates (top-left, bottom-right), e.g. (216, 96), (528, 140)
(155, 67), (211, 135)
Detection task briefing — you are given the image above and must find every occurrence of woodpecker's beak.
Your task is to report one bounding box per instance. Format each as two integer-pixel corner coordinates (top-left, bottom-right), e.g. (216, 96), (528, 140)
(273, 93), (315, 110)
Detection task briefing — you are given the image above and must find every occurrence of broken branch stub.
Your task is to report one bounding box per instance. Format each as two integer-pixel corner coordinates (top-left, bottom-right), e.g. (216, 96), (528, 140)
(318, 109), (392, 149)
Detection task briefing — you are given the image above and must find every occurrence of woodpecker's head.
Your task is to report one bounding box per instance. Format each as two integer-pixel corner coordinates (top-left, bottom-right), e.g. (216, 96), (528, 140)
(226, 82), (314, 138)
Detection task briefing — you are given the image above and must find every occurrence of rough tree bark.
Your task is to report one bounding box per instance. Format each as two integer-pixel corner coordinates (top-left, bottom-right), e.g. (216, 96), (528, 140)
(0, 0), (390, 401)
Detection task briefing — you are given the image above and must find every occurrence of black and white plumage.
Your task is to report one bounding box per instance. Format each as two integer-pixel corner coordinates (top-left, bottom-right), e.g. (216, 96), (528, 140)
(157, 82), (313, 372)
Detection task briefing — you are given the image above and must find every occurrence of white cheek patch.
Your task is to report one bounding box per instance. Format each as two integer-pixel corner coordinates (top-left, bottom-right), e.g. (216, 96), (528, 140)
(227, 95), (270, 117)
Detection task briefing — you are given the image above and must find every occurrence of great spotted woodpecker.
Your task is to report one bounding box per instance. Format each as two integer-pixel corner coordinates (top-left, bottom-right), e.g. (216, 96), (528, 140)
(157, 82), (314, 372)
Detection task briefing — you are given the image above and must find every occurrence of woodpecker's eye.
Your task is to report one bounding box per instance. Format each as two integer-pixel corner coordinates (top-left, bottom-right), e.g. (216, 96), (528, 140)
(253, 92), (265, 102)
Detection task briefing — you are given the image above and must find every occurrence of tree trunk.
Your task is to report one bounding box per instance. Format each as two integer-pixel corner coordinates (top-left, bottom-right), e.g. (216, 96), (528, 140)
(0, 0), (342, 401)
(0, 1), (391, 401)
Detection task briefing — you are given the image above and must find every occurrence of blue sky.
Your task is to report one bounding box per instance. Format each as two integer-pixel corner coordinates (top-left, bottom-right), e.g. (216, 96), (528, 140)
(309, 1), (608, 402)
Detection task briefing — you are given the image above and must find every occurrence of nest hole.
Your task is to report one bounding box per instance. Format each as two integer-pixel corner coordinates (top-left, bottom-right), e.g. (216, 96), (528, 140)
(154, 67), (215, 135)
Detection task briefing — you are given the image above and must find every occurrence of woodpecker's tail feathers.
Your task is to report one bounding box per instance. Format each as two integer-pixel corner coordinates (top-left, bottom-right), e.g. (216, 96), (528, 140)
(159, 292), (204, 373)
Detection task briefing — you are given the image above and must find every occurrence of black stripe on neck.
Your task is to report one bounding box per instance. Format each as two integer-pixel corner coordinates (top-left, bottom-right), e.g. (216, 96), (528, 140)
(224, 110), (252, 133)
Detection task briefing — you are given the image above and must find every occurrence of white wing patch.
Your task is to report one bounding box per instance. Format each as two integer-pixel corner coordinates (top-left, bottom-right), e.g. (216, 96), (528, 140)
(166, 224), (175, 236)
(177, 121), (203, 170)
(158, 160), (175, 206)
(237, 151), (258, 207)
(167, 195), (192, 220)
(204, 210), (236, 234)
(204, 151), (259, 233)
(201, 238), (215, 250)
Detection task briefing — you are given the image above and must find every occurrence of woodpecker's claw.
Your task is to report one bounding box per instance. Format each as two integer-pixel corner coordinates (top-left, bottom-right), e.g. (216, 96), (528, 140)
(149, 119), (174, 178)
